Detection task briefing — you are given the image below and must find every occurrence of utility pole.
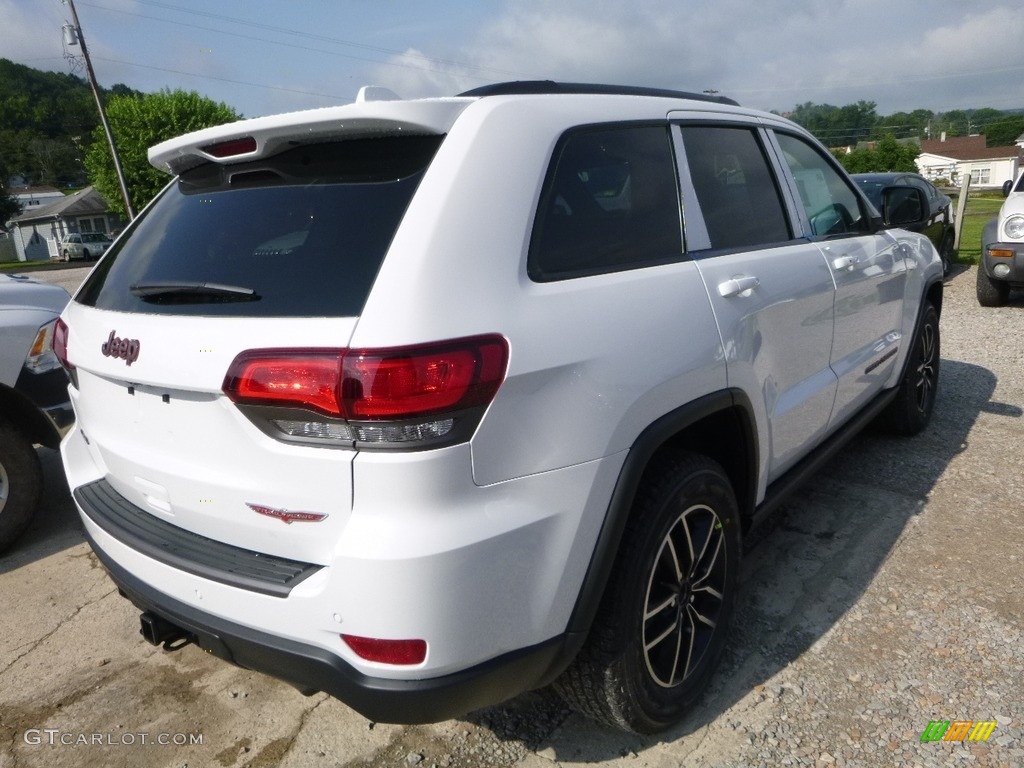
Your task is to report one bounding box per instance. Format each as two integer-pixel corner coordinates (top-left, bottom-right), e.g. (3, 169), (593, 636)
(63, 0), (135, 219)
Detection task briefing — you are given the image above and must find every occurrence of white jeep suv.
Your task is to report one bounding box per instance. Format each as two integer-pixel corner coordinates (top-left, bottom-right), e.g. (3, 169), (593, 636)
(56, 82), (943, 733)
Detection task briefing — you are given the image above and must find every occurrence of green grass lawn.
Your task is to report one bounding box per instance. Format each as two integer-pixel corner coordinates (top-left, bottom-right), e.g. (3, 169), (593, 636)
(0, 260), (58, 271)
(954, 195), (1003, 265)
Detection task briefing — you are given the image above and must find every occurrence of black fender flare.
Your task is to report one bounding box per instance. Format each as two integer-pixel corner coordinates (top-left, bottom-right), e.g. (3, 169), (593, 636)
(980, 218), (1000, 275)
(535, 388), (758, 686)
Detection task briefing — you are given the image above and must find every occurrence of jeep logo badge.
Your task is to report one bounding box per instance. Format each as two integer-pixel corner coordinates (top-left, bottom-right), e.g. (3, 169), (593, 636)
(101, 330), (140, 366)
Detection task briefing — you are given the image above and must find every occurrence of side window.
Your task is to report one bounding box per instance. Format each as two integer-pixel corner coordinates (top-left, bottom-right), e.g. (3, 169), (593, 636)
(678, 126), (791, 250)
(529, 125), (682, 281)
(775, 133), (869, 238)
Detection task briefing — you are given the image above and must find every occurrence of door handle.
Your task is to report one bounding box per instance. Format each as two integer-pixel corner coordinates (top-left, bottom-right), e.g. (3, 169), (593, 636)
(717, 275), (760, 298)
(832, 255), (856, 270)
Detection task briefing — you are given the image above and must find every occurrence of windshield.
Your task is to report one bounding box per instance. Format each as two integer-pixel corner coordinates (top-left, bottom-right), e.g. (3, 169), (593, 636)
(76, 135), (442, 317)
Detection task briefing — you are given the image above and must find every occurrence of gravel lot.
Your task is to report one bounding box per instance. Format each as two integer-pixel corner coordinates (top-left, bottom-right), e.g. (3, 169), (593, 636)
(1, 264), (1021, 768)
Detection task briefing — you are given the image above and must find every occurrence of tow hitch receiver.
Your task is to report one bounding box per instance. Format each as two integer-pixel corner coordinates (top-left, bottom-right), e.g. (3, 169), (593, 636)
(139, 611), (192, 651)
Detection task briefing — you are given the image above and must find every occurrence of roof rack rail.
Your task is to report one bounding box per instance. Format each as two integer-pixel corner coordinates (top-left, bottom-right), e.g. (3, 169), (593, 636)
(457, 81), (740, 106)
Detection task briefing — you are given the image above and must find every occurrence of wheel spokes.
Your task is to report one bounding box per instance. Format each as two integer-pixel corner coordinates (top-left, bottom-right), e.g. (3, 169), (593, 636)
(642, 503), (729, 688)
(915, 323), (937, 412)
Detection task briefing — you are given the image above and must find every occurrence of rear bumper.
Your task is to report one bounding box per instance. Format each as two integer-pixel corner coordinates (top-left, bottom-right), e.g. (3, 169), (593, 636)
(983, 241), (1024, 283)
(87, 526), (569, 723)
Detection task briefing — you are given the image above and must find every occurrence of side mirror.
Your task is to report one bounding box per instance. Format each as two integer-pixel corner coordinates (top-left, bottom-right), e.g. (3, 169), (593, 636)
(1003, 179), (1013, 197)
(880, 185), (927, 228)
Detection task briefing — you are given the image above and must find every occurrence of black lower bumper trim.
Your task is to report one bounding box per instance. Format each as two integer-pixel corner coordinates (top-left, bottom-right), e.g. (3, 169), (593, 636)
(75, 478), (321, 597)
(84, 526), (568, 723)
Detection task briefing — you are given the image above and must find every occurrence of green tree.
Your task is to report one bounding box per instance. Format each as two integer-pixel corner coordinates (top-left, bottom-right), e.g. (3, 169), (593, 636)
(84, 89), (240, 217)
(935, 109), (969, 137)
(985, 115), (1024, 147)
(873, 109), (934, 140)
(835, 134), (919, 173)
(790, 100), (879, 147)
(0, 59), (143, 187)
(0, 188), (22, 226)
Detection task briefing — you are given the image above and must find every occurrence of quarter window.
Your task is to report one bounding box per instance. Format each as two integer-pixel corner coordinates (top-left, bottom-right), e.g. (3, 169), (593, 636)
(775, 133), (869, 237)
(678, 126), (791, 250)
(529, 125), (682, 281)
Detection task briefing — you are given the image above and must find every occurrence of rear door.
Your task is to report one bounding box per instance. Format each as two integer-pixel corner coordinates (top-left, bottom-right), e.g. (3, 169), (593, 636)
(675, 122), (838, 482)
(62, 135), (443, 564)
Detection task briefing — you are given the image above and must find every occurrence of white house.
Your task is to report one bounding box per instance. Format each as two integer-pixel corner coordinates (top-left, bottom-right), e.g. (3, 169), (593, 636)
(8, 187), (121, 262)
(916, 134), (1021, 189)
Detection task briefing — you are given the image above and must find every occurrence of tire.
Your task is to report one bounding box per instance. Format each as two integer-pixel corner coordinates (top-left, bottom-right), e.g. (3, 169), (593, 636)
(555, 452), (741, 733)
(879, 302), (940, 436)
(937, 231), (954, 276)
(976, 264), (1009, 307)
(82, 249), (91, 259)
(62, 250), (70, 262)
(0, 415), (43, 554)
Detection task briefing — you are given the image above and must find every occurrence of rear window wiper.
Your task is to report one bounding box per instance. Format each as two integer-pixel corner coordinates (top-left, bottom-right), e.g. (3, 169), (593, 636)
(130, 281), (259, 303)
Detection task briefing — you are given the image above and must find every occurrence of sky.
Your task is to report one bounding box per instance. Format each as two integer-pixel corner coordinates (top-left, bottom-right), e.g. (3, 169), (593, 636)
(2, 0), (1024, 121)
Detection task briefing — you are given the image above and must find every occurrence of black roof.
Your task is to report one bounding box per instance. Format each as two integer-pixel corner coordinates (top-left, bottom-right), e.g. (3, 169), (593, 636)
(458, 81), (739, 106)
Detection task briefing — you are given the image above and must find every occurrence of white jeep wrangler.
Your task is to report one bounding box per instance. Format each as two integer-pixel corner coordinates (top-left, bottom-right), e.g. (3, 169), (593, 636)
(56, 82), (942, 733)
(978, 168), (1024, 306)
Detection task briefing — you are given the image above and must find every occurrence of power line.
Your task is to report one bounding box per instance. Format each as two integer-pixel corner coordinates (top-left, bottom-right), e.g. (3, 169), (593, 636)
(79, 0), (527, 81)
(90, 57), (348, 102)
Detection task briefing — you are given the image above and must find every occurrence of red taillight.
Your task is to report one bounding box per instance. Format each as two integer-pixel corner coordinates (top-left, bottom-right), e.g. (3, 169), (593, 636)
(53, 317), (73, 370)
(223, 350), (344, 416)
(223, 336), (508, 422)
(341, 635), (427, 665)
(342, 337), (508, 419)
(202, 136), (258, 158)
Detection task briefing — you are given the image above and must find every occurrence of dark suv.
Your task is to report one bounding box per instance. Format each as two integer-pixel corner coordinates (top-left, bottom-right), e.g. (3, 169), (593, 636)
(853, 172), (955, 275)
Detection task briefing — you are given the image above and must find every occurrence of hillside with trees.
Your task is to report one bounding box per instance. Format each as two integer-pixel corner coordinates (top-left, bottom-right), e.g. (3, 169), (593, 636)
(0, 58), (143, 189)
(787, 100), (1024, 149)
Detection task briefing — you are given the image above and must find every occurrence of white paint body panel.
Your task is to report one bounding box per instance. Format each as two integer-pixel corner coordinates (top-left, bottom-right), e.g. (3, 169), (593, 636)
(59, 89), (942, 693)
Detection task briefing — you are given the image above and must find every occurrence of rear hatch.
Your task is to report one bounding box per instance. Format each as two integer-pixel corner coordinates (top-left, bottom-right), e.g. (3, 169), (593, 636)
(62, 105), (463, 565)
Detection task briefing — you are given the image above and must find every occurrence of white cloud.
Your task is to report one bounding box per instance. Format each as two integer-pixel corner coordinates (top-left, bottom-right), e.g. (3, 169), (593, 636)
(370, 0), (1024, 113)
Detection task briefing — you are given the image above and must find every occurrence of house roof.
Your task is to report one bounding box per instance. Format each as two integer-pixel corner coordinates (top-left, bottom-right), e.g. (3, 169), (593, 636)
(921, 134), (1022, 162)
(8, 185), (63, 197)
(10, 186), (110, 224)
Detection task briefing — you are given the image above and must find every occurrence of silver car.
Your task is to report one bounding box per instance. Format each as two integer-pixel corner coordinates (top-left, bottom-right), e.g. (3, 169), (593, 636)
(0, 273), (73, 552)
(59, 232), (113, 261)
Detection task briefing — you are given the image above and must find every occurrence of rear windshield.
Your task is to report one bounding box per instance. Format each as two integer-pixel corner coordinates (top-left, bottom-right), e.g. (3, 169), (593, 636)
(76, 135), (442, 317)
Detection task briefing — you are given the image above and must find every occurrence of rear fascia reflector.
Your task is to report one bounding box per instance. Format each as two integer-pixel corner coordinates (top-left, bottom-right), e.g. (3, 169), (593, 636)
(202, 136), (258, 158)
(342, 635), (427, 665)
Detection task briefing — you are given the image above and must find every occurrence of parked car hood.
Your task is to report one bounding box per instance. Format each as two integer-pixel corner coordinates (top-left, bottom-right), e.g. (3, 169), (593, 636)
(1001, 193), (1024, 220)
(0, 273), (71, 314)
